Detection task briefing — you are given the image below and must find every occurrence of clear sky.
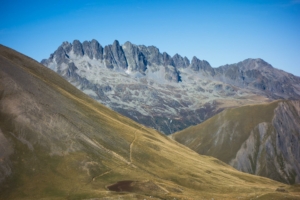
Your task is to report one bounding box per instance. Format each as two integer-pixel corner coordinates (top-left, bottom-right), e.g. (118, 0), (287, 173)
(1, 0), (299, 76)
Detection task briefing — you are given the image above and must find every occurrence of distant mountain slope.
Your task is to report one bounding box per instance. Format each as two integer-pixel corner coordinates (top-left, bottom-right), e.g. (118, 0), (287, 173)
(41, 39), (300, 134)
(172, 100), (300, 184)
(215, 59), (300, 99)
(3, 45), (300, 199)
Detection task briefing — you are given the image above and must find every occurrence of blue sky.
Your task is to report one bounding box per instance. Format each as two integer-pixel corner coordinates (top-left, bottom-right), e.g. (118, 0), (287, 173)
(1, 0), (299, 76)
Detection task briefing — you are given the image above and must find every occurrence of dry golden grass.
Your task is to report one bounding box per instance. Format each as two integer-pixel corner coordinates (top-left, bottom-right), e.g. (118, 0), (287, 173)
(172, 101), (281, 163)
(0, 44), (299, 199)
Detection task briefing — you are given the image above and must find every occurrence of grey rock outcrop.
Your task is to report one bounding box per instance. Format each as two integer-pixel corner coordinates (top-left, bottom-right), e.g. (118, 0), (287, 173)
(54, 46), (68, 65)
(104, 40), (128, 69)
(172, 54), (190, 68)
(190, 56), (215, 76)
(139, 45), (163, 66)
(82, 41), (93, 59)
(111, 40), (128, 69)
(164, 65), (181, 82)
(72, 40), (84, 56)
(41, 39), (300, 135)
(66, 62), (78, 78)
(82, 40), (104, 60)
(162, 52), (174, 67)
(122, 41), (147, 73)
(103, 45), (115, 69)
(90, 39), (103, 60)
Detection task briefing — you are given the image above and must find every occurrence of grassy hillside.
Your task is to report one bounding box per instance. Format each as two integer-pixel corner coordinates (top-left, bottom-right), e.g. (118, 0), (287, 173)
(0, 44), (299, 199)
(172, 101), (280, 162)
(172, 100), (300, 184)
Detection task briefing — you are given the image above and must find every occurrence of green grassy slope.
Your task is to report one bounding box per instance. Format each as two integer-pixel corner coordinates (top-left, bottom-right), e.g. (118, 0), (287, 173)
(172, 100), (300, 184)
(173, 101), (280, 162)
(0, 44), (299, 199)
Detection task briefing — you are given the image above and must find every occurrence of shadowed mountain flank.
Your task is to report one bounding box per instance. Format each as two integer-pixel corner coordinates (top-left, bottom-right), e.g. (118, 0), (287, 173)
(1, 45), (300, 199)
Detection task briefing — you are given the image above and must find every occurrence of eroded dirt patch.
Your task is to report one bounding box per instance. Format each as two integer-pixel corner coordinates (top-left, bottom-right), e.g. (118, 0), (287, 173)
(106, 180), (167, 196)
(107, 180), (135, 192)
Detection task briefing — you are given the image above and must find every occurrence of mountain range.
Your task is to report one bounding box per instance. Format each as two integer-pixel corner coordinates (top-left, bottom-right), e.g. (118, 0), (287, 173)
(41, 39), (300, 135)
(39, 39), (300, 185)
(2, 44), (300, 199)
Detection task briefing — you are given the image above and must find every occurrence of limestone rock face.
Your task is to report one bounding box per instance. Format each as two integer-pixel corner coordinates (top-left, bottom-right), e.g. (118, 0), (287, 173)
(190, 56), (214, 76)
(42, 39), (300, 135)
(122, 41), (147, 73)
(82, 40), (103, 60)
(72, 40), (84, 56)
(172, 53), (190, 69)
(103, 40), (128, 70)
(111, 40), (128, 69)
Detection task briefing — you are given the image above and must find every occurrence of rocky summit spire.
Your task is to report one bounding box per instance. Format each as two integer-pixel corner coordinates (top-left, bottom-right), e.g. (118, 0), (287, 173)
(191, 56), (215, 76)
(72, 40), (84, 56)
(172, 53), (190, 69)
(122, 41), (147, 73)
(111, 40), (128, 69)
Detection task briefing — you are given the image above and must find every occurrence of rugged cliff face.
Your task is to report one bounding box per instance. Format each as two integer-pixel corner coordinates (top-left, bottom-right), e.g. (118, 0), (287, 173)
(172, 100), (300, 184)
(230, 101), (300, 184)
(41, 39), (300, 134)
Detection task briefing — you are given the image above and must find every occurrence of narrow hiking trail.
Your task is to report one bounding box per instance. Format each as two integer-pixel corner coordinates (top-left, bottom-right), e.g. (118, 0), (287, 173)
(92, 170), (113, 182)
(129, 129), (137, 164)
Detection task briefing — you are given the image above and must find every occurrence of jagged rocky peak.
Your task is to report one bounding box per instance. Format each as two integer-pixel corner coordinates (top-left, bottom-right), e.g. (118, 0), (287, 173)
(61, 39), (104, 59)
(143, 45), (163, 66)
(160, 52), (182, 82)
(190, 56), (215, 76)
(82, 39), (103, 60)
(122, 41), (147, 73)
(42, 39), (104, 66)
(72, 39), (84, 56)
(111, 40), (128, 69)
(102, 40), (128, 70)
(172, 53), (190, 68)
(53, 43), (71, 65)
(91, 39), (104, 60)
(61, 41), (72, 53)
(82, 41), (92, 59)
(42, 39), (186, 83)
(162, 52), (174, 67)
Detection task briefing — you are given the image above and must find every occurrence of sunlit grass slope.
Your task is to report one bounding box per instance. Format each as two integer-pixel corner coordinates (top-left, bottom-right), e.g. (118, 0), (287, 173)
(173, 101), (280, 162)
(172, 100), (300, 184)
(0, 44), (299, 199)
